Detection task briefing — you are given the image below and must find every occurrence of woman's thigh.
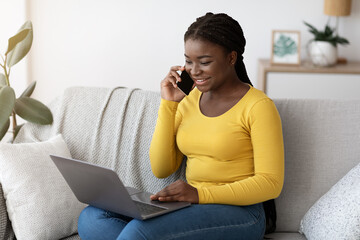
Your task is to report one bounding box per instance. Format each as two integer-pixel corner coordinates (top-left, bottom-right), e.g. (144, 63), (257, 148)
(117, 203), (265, 240)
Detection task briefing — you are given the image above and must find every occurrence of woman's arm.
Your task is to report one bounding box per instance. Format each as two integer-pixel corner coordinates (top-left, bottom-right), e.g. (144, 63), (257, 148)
(149, 99), (184, 178)
(149, 66), (188, 178)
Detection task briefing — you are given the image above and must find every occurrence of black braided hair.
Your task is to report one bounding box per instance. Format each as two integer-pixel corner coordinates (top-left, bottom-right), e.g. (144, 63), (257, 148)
(184, 12), (253, 86)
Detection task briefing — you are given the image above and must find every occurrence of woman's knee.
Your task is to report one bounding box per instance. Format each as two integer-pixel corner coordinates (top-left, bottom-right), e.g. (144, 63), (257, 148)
(117, 219), (151, 240)
(78, 206), (103, 226)
(78, 206), (107, 239)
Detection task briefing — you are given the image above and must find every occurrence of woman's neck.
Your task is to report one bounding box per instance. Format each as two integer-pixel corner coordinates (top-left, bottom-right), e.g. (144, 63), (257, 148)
(205, 77), (249, 100)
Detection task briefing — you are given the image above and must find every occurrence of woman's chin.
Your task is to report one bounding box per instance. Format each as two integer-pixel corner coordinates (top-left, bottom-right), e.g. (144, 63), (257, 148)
(196, 86), (209, 93)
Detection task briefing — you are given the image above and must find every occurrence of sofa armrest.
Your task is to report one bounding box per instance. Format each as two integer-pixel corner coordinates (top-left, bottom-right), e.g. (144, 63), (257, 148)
(0, 184), (15, 240)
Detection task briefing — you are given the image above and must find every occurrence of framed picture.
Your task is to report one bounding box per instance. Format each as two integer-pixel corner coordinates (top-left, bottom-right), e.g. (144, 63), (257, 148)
(271, 30), (301, 65)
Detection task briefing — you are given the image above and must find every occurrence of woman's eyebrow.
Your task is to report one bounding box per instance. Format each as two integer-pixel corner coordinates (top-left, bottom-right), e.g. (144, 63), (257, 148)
(184, 54), (212, 59)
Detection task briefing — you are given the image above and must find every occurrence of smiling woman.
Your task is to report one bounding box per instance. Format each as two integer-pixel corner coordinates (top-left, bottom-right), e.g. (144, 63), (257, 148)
(78, 12), (284, 240)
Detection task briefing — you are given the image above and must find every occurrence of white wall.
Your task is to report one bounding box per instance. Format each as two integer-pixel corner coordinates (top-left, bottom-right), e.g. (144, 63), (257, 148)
(0, 0), (27, 97)
(0, 0), (27, 142)
(21, 0), (360, 103)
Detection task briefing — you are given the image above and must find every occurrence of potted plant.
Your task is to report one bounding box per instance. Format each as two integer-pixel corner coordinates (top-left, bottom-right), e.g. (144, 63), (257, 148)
(0, 21), (53, 142)
(304, 21), (350, 67)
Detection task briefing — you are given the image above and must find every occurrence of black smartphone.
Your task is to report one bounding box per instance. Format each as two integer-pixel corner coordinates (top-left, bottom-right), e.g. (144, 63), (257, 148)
(177, 70), (194, 95)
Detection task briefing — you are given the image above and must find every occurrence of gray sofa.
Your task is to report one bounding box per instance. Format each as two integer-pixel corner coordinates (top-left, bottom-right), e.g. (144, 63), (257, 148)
(0, 87), (359, 240)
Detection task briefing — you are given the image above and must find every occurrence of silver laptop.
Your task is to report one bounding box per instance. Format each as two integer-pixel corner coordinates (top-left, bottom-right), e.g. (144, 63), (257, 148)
(50, 155), (191, 220)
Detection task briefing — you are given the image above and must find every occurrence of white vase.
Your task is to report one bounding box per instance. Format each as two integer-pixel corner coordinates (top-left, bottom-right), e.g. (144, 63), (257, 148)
(309, 41), (337, 67)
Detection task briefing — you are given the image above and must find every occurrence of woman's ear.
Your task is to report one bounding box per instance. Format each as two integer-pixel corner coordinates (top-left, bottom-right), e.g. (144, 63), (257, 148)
(229, 51), (237, 66)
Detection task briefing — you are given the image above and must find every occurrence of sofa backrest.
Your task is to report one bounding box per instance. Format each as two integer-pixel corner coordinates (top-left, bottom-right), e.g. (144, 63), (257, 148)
(273, 99), (360, 232)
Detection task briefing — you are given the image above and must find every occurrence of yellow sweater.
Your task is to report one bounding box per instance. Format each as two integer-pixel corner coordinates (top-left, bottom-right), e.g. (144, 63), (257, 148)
(149, 86), (284, 205)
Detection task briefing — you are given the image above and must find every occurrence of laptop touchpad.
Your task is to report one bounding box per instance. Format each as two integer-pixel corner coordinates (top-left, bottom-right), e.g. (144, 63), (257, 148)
(126, 187), (143, 196)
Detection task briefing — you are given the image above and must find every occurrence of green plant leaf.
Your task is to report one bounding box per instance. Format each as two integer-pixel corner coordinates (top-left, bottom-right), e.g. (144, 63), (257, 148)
(324, 25), (334, 36)
(0, 86), (16, 133)
(5, 29), (30, 55)
(6, 21), (33, 68)
(0, 119), (10, 141)
(0, 73), (6, 86)
(14, 97), (53, 125)
(335, 36), (350, 45)
(20, 81), (36, 98)
(329, 40), (337, 47)
(304, 20), (350, 46)
(304, 21), (319, 36)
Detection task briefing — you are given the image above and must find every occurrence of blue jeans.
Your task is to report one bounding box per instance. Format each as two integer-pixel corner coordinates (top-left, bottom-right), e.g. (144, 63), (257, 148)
(78, 203), (266, 240)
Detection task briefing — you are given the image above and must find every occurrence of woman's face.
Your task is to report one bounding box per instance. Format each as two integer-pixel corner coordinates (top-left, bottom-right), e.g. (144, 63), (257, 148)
(184, 38), (236, 93)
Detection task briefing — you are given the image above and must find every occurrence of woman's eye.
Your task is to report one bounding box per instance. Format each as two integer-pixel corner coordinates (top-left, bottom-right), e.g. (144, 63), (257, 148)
(185, 60), (192, 64)
(201, 61), (212, 65)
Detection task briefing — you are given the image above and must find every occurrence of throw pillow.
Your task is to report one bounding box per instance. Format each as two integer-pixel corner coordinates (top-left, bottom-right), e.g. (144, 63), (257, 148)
(0, 135), (86, 240)
(299, 162), (360, 240)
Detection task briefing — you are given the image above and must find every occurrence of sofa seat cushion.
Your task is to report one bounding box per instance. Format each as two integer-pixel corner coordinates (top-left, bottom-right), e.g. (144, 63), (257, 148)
(61, 234), (80, 240)
(265, 232), (306, 240)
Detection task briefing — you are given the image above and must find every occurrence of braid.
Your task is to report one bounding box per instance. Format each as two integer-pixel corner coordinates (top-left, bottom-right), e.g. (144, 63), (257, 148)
(184, 13), (252, 86)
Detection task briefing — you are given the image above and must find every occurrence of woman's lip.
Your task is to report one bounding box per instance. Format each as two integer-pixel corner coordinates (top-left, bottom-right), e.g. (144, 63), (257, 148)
(194, 77), (210, 85)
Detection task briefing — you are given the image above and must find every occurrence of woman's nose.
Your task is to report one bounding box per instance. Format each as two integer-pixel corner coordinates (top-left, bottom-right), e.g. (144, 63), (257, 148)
(190, 64), (201, 76)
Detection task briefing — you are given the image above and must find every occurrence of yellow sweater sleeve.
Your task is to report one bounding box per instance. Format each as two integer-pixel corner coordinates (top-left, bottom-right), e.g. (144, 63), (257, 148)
(149, 99), (184, 178)
(197, 99), (284, 205)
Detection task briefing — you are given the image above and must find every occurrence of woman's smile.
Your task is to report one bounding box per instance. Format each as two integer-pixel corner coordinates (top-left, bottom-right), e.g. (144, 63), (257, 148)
(194, 77), (211, 86)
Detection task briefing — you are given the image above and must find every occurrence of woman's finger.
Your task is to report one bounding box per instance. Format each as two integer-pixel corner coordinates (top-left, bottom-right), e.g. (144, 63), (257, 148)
(155, 187), (178, 198)
(167, 74), (178, 88)
(170, 65), (183, 72)
(151, 180), (186, 199)
(169, 71), (181, 84)
(151, 183), (180, 199)
(158, 194), (183, 202)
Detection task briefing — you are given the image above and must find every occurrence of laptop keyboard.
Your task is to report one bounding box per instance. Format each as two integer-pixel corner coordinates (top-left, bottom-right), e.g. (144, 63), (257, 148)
(134, 201), (167, 216)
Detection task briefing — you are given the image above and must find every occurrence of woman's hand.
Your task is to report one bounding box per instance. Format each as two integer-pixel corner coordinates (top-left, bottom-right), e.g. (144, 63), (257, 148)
(150, 180), (199, 204)
(160, 66), (187, 102)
